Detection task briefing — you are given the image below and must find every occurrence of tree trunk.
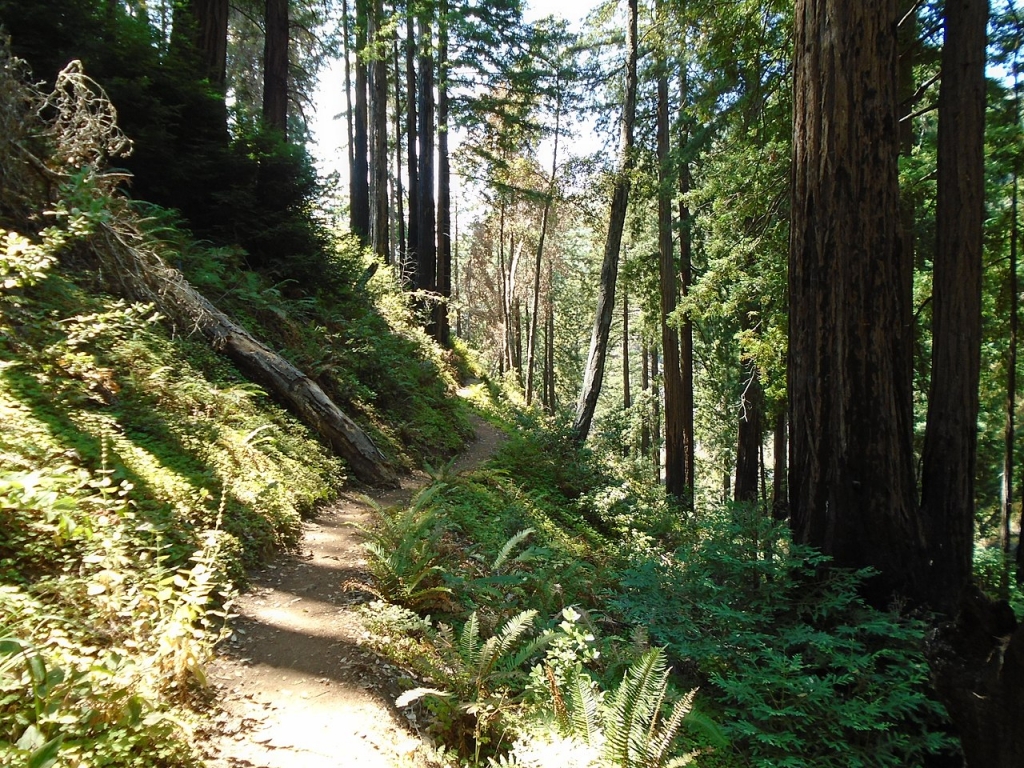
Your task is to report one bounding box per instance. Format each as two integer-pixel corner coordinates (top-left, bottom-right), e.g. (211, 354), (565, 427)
(652, 347), (661, 482)
(435, 0), (451, 346)
(526, 82), (562, 405)
(573, 0), (638, 442)
(96, 224), (397, 488)
(919, 0), (987, 613)
(641, 344), (651, 456)
(657, 46), (686, 500)
(622, 288), (631, 411)
(1003, 128), (1018, 588)
(404, 10), (419, 279)
(416, 10), (436, 333)
(772, 407), (788, 520)
(188, 0), (229, 89)
(342, 0), (355, 186)
(789, 0), (924, 602)
(678, 107), (696, 508)
(392, 37), (405, 268)
(735, 366), (763, 504)
(351, 0), (370, 243)
(368, 0), (389, 260)
(262, 0), (289, 138)
(545, 276), (556, 412)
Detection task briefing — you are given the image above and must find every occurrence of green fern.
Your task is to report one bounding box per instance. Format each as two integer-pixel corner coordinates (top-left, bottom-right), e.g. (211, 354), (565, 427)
(348, 483), (452, 610)
(555, 648), (706, 768)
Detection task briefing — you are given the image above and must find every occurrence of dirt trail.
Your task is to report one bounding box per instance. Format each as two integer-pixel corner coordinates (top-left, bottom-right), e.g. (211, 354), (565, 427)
(200, 411), (506, 768)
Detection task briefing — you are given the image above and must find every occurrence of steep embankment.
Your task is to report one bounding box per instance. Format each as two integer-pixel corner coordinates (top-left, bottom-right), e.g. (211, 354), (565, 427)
(0, 47), (471, 767)
(201, 415), (505, 768)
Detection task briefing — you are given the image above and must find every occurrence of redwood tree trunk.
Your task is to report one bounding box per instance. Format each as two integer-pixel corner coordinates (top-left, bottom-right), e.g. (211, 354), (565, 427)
(262, 0), (289, 137)
(368, 0), (389, 260)
(789, 0), (924, 601)
(436, 0), (451, 345)
(404, 10), (419, 277)
(919, 0), (987, 613)
(573, 0), (638, 442)
(416, 10), (436, 331)
(351, 0), (370, 243)
(657, 44), (687, 499)
(735, 366), (763, 504)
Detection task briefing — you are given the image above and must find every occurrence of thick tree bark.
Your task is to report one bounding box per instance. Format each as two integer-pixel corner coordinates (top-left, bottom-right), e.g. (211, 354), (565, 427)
(657, 55), (686, 499)
(96, 224), (397, 488)
(573, 0), (638, 442)
(919, 0), (987, 613)
(368, 0), (389, 260)
(789, 0), (924, 602)
(351, 0), (370, 243)
(262, 0), (289, 138)
(436, 0), (451, 346)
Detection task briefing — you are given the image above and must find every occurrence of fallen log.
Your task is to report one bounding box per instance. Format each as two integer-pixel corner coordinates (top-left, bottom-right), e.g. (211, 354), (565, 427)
(95, 222), (399, 488)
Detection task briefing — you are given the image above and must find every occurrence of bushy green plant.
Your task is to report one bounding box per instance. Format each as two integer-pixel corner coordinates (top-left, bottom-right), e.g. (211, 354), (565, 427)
(348, 484), (454, 611)
(396, 610), (551, 762)
(609, 507), (955, 768)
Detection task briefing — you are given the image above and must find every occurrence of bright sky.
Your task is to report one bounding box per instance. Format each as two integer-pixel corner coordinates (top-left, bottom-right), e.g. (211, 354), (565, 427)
(308, 0), (603, 178)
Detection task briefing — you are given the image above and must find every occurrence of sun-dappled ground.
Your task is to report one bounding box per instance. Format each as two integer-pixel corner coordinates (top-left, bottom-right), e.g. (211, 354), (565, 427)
(199, 415), (505, 768)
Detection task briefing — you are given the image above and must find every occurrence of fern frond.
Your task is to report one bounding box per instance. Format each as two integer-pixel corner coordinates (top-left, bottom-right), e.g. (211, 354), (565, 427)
(567, 672), (603, 749)
(395, 686), (451, 707)
(646, 688), (695, 768)
(459, 612), (482, 670)
(605, 648), (668, 767)
(491, 528), (534, 572)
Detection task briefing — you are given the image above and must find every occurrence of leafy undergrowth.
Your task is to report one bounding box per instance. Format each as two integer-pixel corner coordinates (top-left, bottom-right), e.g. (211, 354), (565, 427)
(356, 385), (958, 768)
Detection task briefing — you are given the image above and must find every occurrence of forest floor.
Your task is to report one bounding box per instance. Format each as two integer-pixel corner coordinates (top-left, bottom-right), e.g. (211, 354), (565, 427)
(197, 406), (506, 768)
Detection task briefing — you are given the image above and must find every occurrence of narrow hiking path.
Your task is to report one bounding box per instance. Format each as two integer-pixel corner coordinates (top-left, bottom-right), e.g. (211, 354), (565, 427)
(199, 411), (506, 768)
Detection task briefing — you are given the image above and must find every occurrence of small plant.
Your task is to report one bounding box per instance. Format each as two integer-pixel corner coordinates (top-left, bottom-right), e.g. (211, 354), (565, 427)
(396, 609), (551, 762)
(348, 483), (454, 611)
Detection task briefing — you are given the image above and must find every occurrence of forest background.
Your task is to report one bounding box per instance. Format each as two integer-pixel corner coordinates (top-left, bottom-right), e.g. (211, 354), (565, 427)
(1, 0), (1024, 766)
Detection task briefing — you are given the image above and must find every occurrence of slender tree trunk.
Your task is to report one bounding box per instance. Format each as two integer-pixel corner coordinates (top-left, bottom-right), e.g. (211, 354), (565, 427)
(789, 0), (924, 603)
(623, 288), (631, 410)
(657, 44), (686, 499)
(436, 0), (451, 345)
(772, 407), (788, 519)
(368, 0), (389, 260)
(735, 364), (763, 504)
(527, 84), (562, 405)
(392, 38), (405, 267)
(1004, 131), (1019, 588)
(652, 347), (661, 482)
(416, 10), (436, 333)
(404, 10), (419, 282)
(573, 0), (638, 442)
(262, 0), (288, 137)
(678, 63), (696, 506)
(342, 0), (355, 189)
(919, 0), (987, 613)
(545, 271), (556, 412)
(351, 0), (370, 243)
(498, 207), (508, 375)
(898, 0), (917, 391)
(641, 344), (651, 455)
